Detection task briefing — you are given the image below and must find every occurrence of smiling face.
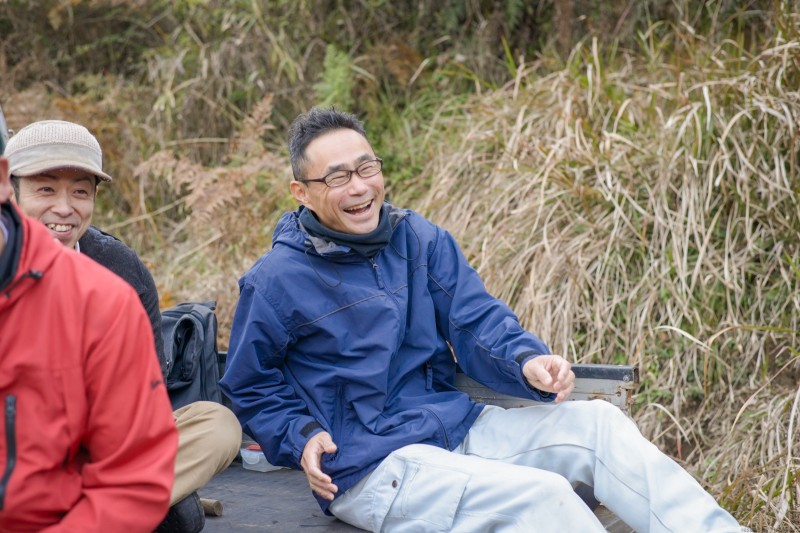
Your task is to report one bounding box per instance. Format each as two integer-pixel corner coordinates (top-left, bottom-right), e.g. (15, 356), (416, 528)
(15, 168), (96, 249)
(290, 128), (385, 235)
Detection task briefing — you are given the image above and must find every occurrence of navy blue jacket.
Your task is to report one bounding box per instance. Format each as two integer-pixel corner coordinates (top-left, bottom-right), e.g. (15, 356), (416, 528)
(221, 204), (553, 511)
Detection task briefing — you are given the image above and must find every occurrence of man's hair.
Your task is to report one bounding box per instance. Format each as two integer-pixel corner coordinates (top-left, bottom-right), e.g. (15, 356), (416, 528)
(288, 107), (368, 180)
(10, 174), (99, 199)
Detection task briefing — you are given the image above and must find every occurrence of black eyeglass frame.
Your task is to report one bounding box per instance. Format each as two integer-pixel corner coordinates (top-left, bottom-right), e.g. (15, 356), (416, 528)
(296, 157), (383, 188)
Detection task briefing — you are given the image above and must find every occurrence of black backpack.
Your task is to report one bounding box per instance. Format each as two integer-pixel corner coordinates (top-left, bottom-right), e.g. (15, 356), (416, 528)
(161, 300), (222, 410)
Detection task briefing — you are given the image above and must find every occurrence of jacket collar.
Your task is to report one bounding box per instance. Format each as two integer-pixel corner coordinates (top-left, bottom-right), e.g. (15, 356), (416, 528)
(0, 201), (23, 293)
(295, 203), (408, 257)
(0, 203), (59, 304)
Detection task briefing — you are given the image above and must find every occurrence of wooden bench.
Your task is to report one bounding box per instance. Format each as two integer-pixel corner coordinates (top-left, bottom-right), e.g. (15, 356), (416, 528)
(456, 363), (639, 415)
(201, 355), (638, 532)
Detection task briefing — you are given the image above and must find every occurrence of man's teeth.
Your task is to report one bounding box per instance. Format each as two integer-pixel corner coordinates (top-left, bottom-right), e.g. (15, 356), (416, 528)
(47, 224), (72, 232)
(345, 201), (371, 213)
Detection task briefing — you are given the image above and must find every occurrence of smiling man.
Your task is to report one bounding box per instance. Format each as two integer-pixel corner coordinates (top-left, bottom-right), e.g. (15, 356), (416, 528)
(5, 120), (240, 533)
(0, 109), (177, 531)
(221, 107), (743, 532)
(17, 168), (99, 246)
(288, 127), (385, 235)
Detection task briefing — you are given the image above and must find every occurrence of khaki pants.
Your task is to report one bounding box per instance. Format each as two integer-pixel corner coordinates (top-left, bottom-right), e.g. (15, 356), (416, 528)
(171, 401), (241, 505)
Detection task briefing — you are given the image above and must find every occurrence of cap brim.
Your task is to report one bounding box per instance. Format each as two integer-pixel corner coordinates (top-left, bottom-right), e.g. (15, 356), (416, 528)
(11, 159), (113, 182)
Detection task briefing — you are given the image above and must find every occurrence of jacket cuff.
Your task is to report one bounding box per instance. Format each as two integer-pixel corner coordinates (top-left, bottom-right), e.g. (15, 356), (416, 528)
(516, 352), (556, 401)
(300, 421), (322, 438)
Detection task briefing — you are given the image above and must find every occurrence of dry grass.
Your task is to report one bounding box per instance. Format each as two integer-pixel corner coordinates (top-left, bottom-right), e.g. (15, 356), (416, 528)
(128, 94), (293, 343)
(2, 3), (798, 529)
(116, 29), (799, 529)
(410, 35), (800, 531)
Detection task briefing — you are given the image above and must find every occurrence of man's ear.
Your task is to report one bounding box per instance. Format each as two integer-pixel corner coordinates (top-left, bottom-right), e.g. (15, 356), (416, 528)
(0, 159), (10, 203)
(290, 180), (308, 206)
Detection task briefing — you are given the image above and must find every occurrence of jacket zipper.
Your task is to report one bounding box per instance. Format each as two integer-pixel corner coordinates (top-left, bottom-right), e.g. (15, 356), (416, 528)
(421, 406), (450, 449)
(331, 385), (345, 461)
(0, 395), (17, 510)
(369, 258), (385, 289)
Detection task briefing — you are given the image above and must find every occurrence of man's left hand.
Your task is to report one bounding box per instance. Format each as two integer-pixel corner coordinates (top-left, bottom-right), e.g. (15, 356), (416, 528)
(522, 355), (575, 403)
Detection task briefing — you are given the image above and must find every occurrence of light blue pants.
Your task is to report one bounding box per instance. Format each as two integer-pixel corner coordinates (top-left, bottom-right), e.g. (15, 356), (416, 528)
(329, 400), (742, 532)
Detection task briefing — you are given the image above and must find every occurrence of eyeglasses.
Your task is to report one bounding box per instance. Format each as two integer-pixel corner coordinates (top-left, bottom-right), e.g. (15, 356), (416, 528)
(297, 158), (383, 188)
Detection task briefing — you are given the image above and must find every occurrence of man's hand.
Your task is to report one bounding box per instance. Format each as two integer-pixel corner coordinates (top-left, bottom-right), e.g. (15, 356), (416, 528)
(522, 355), (575, 403)
(300, 431), (339, 501)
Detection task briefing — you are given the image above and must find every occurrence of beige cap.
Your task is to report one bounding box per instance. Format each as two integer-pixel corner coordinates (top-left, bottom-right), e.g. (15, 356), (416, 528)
(5, 120), (113, 182)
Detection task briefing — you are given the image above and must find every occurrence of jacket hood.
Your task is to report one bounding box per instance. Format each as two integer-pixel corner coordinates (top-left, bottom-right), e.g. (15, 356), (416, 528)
(0, 203), (60, 306)
(272, 202), (409, 256)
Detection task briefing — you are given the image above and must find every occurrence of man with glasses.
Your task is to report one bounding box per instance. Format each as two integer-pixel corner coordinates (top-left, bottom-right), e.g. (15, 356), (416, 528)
(221, 107), (742, 532)
(0, 109), (178, 530)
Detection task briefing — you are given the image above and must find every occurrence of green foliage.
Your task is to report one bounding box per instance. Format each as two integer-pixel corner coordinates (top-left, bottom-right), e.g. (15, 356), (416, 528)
(504, 0), (526, 30)
(313, 45), (355, 110)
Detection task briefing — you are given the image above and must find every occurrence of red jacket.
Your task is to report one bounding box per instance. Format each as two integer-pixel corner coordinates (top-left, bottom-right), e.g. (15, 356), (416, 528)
(0, 205), (178, 532)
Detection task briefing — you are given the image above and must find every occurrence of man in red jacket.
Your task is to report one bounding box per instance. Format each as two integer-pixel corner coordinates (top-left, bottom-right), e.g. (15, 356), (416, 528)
(0, 111), (178, 531)
(5, 118), (241, 532)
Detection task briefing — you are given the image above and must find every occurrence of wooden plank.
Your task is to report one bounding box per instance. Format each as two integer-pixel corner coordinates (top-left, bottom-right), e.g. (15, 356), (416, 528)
(200, 465), (359, 532)
(455, 363), (638, 416)
(201, 464), (632, 532)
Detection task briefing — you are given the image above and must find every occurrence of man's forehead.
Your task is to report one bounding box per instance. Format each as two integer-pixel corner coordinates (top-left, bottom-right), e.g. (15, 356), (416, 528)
(306, 129), (374, 168)
(322, 153), (374, 171)
(23, 169), (96, 183)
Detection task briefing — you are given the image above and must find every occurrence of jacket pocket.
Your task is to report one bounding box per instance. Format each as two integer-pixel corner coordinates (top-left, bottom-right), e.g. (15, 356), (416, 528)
(424, 361), (433, 390)
(330, 385), (346, 462)
(0, 395), (17, 511)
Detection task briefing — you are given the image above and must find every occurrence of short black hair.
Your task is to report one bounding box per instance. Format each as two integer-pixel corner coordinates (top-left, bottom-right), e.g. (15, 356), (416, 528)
(288, 107), (368, 180)
(10, 175), (20, 198)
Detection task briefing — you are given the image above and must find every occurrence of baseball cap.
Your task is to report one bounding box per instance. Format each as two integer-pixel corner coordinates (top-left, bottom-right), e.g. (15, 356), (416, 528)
(5, 120), (113, 182)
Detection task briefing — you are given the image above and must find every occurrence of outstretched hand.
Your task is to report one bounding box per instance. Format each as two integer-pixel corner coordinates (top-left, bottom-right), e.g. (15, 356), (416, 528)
(301, 431), (339, 501)
(522, 355), (575, 403)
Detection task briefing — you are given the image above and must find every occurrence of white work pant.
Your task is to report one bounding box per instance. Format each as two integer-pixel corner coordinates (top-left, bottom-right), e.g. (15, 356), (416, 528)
(329, 400), (742, 532)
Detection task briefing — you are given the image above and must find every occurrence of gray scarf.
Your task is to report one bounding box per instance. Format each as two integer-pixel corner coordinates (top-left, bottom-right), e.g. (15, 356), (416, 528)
(299, 204), (392, 258)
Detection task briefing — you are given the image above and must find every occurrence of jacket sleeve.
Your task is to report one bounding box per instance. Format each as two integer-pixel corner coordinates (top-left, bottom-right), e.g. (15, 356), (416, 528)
(426, 225), (555, 401)
(44, 287), (177, 532)
(220, 281), (323, 470)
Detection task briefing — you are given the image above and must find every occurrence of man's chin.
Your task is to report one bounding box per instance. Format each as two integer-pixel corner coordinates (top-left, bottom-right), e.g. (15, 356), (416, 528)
(347, 219), (379, 235)
(51, 232), (77, 249)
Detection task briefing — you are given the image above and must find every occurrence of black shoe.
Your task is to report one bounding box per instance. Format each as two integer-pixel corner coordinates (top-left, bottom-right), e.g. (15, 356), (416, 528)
(155, 491), (205, 533)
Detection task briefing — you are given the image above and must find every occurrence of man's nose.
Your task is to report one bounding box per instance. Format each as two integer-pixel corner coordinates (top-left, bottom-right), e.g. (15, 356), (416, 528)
(51, 192), (74, 215)
(347, 173), (370, 193)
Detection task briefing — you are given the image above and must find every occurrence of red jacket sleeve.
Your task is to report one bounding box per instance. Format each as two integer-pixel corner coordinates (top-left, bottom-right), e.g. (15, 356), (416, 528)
(43, 287), (178, 532)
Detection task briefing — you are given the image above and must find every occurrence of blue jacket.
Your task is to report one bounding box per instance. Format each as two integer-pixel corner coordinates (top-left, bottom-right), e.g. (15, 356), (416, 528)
(221, 204), (554, 511)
